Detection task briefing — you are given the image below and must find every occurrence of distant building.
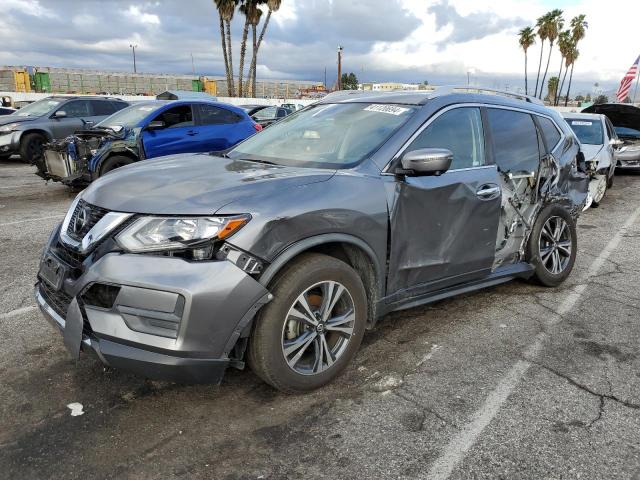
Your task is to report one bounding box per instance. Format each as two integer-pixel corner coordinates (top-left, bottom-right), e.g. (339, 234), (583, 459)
(359, 82), (432, 92)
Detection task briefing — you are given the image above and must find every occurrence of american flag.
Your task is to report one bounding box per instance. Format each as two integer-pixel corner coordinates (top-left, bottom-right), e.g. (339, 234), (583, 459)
(616, 56), (640, 102)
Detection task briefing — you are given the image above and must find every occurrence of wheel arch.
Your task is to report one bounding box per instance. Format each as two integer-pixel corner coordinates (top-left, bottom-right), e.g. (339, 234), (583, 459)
(258, 234), (384, 327)
(95, 150), (139, 175)
(20, 128), (53, 143)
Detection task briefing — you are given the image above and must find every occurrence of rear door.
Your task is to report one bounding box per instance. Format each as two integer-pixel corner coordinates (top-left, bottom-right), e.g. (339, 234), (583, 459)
(193, 103), (244, 151)
(141, 104), (199, 158)
(387, 106), (502, 296)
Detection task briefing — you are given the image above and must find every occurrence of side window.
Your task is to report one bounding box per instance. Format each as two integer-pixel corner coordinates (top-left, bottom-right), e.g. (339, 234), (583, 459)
(110, 101), (129, 113)
(537, 116), (561, 152)
(90, 100), (115, 116)
(197, 104), (240, 125)
(152, 105), (193, 129)
(405, 107), (485, 170)
(487, 109), (540, 174)
(605, 118), (616, 140)
(252, 106), (277, 121)
(61, 100), (91, 118)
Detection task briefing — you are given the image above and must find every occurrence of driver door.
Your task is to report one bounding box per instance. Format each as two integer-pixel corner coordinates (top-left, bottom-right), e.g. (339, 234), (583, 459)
(141, 104), (199, 158)
(387, 107), (501, 296)
(50, 100), (92, 139)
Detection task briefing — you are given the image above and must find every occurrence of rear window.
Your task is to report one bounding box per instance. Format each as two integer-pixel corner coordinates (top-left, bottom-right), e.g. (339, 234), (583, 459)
(90, 100), (115, 116)
(537, 116), (562, 152)
(197, 104), (240, 125)
(487, 109), (540, 174)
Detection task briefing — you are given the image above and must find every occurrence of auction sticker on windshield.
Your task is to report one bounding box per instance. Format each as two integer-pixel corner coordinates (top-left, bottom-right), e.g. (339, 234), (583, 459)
(572, 121), (593, 126)
(364, 104), (411, 116)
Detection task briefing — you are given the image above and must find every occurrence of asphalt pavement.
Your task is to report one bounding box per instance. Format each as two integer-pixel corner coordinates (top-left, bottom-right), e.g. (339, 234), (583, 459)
(1, 159), (639, 479)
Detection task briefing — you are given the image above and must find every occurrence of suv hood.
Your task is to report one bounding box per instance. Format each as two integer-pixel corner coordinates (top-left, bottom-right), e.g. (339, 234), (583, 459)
(580, 144), (603, 162)
(82, 153), (335, 215)
(582, 103), (640, 130)
(0, 115), (34, 126)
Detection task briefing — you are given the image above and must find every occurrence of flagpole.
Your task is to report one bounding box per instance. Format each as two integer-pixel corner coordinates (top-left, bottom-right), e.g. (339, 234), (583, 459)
(633, 67), (640, 105)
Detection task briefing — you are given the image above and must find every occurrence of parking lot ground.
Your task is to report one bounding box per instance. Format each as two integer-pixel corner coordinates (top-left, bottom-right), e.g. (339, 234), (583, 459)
(1, 159), (640, 479)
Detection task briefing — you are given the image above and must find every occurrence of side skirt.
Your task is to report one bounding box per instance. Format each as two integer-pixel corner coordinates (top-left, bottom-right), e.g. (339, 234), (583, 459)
(376, 262), (534, 319)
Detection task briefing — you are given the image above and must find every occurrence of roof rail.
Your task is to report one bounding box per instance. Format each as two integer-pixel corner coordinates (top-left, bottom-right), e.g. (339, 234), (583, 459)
(433, 86), (545, 106)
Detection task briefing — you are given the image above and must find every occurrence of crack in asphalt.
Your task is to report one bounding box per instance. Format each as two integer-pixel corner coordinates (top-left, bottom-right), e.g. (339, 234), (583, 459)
(528, 359), (640, 411)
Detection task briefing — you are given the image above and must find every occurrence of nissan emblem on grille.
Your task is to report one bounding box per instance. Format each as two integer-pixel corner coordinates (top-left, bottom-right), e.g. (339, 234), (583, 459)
(73, 206), (89, 235)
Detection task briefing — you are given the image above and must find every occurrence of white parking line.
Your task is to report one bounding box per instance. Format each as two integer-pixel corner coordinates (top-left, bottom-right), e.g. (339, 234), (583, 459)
(0, 183), (44, 189)
(0, 305), (37, 320)
(0, 215), (63, 227)
(425, 205), (640, 480)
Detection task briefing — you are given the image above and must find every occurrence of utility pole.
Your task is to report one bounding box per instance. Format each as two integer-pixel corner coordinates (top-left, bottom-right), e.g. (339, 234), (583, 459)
(467, 71), (470, 86)
(337, 45), (343, 91)
(633, 67), (640, 105)
(324, 67), (327, 89)
(129, 44), (138, 73)
(191, 53), (196, 76)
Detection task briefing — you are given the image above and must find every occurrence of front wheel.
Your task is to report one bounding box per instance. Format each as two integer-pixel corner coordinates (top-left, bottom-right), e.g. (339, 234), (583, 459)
(99, 155), (134, 176)
(591, 176), (607, 207)
(527, 204), (577, 287)
(248, 253), (367, 393)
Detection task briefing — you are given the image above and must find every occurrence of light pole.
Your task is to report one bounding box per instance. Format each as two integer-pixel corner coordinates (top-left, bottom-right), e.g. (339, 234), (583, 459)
(337, 45), (343, 91)
(129, 44), (138, 74)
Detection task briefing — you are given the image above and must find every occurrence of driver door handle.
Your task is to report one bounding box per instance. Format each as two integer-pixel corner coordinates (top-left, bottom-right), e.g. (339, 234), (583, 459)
(476, 184), (501, 200)
(186, 130), (198, 136)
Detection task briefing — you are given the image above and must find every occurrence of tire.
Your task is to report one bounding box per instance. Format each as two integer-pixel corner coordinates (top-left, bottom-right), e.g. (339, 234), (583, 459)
(527, 204), (577, 287)
(248, 253), (367, 393)
(19, 132), (47, 165)
(99, 155), (133, 176)
(607, 172), (615, 189)
(591, 177), (607, 207)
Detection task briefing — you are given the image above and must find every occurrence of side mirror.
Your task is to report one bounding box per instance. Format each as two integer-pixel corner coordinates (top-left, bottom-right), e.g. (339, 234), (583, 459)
(53, 110), (67, 119)
(399, 148), (453, 176)
(147, 120), (165, 130)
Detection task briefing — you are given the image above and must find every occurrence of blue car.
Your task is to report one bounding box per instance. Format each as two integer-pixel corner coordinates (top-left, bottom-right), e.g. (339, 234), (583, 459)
(41, 100), (262, 185)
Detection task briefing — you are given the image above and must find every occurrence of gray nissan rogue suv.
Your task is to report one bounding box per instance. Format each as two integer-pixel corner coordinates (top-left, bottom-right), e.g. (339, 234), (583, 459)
(36, 89), (588, 393)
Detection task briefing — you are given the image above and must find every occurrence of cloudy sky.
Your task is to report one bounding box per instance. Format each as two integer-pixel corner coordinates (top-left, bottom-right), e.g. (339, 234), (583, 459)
(2, 0), (639, 95)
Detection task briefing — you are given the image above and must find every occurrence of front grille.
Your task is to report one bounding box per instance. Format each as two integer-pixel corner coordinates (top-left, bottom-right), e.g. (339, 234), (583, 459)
(66, 200), (110, 242)
(39, 282), (93, 336)
(39, 281), (72, 318)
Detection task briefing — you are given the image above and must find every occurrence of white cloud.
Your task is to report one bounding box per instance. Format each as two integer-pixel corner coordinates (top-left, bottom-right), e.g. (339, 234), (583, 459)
(126, 5), (161, 26)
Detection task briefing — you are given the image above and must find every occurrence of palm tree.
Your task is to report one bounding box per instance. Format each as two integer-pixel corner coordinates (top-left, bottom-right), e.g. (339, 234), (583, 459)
(248, 0), (282, 98)
(564, 14), (588, 106)
(555, 30), (572, 105)
(246, 2), (263, 96)
(547, 76), (559, 103)
(564, 47), (580, 107)
(238, 0), (262, 97)
(215, 0), (238, 96)
(539, 9), (564, 100)
(534, 13), (549, 98)
(214, 1), (230, 95)
(519, 27), (535, 95)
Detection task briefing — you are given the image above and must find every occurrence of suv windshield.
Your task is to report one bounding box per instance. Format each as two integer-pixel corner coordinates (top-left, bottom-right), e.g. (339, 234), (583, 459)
(96, 103), (165, 129)
(228, 103), (416, 168)
(13, 98), (62, 117)
(566, 118), (604, 145)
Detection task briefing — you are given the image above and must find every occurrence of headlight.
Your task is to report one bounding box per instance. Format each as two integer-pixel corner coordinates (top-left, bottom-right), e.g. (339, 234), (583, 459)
(116, 215), (250, 253)
(0, 123), (20, 133)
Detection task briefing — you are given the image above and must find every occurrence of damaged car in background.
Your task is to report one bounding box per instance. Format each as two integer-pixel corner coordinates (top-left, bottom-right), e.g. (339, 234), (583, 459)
(563, 112), (620, 209)
(36, 88), (588, 393)
(582, 102), (640, 170)
(40, 100), (261, 186)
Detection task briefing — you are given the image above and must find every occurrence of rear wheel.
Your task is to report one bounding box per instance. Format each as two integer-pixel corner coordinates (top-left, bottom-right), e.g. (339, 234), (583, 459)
(248, 253), (367, 393)
(527, 204), (577, 287)
(19, 132), (47, 166)
(99, 155), (133, 176)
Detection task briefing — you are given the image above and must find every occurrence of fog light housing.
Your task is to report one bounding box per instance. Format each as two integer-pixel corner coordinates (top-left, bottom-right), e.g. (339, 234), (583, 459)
(81, 283), (120, 309)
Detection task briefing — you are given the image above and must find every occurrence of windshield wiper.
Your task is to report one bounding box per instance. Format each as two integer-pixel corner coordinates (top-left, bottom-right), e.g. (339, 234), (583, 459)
(239, 157), (277, 166)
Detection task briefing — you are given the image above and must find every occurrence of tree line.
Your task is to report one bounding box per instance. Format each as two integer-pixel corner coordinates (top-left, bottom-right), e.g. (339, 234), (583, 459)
(213, 0), (282, 97)
(518, 10), (587, 106)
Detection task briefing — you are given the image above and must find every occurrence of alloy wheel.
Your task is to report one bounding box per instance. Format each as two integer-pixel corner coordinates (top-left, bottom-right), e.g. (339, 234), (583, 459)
(539, 216), (572, 275)
(281, 281), (355, 376)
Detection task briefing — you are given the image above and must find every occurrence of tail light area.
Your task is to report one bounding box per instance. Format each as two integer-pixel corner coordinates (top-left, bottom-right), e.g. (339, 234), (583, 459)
(253, 123), (263, 132)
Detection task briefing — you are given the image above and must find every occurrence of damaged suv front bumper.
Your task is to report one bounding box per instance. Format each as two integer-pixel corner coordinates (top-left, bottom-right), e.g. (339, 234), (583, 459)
(36, 227), (270, 383)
